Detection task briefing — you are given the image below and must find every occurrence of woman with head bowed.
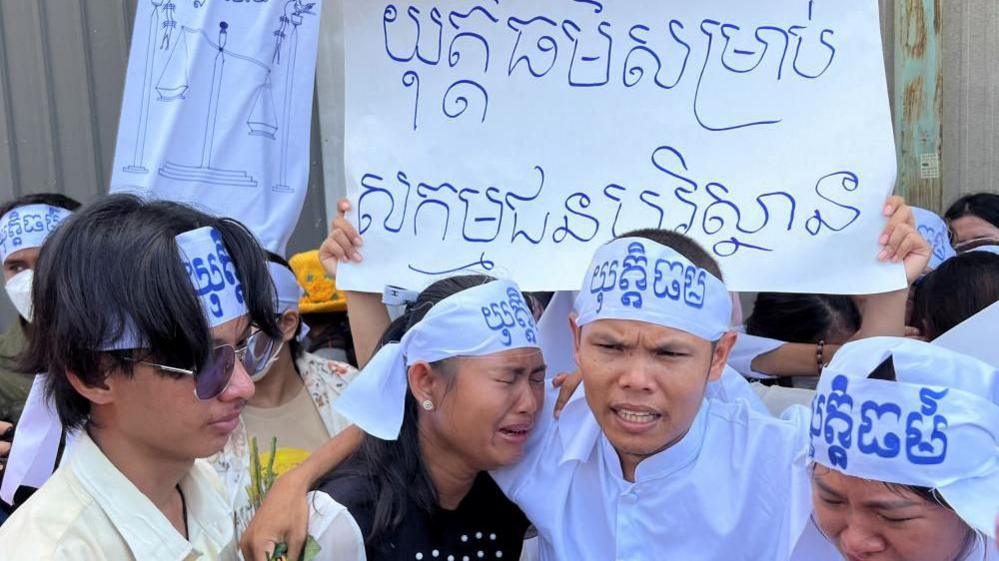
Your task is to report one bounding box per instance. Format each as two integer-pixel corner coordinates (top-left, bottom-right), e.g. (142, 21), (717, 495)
(792, 337), (999, 560)
(304, 275), (546, 561)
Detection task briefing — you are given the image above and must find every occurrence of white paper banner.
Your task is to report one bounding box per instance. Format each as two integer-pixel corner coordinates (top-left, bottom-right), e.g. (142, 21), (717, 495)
(337, 0), (902, 293)
(110, 0), (324, 254)
(934, 301), (999, 368)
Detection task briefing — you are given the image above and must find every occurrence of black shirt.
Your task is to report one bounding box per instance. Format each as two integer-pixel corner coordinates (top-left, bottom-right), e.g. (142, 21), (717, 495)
(318, 469), (530, 561)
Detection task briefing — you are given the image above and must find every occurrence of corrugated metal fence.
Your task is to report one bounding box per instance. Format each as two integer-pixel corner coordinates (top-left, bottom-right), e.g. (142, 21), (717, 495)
(0, 0), (328, 255)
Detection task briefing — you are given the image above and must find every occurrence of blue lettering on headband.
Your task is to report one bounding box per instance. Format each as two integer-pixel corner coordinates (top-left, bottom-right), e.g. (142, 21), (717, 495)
(588, 241), (709, 314)
(180, 228), (245, 321)
(0, 205), (71, 261)
(810, 375), (949, 470)
(481, 287), (538, 347)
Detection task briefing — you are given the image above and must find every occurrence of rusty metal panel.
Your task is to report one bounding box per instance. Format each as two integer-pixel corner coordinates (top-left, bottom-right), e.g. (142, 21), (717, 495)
(894, 0), (944, 211)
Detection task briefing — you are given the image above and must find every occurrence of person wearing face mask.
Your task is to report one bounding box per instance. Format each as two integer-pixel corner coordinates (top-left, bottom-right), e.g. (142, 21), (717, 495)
(207, 253), (359, 528)
(0, 194), (80, 427)
(0, 194), (79, 520)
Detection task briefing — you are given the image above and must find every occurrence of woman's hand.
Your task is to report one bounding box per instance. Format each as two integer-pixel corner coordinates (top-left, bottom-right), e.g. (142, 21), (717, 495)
(318, 199), (363, 279)
(878, 196), (930, 286)
(552, 371), (582, 420)
(852, 196), (931, 340)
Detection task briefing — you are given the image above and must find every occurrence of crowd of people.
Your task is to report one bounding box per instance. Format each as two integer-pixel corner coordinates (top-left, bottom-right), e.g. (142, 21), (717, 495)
(0, 189), (994, 560)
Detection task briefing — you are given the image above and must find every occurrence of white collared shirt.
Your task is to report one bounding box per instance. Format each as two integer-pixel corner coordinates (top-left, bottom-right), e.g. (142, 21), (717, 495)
(0, 431), (237, 560)
(491, 387), (813, 560)
(706, 365), (770, 415)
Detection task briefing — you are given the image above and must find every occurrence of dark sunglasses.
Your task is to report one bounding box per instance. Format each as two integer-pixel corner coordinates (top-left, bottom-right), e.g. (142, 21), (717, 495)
(135, 330), (279, 400)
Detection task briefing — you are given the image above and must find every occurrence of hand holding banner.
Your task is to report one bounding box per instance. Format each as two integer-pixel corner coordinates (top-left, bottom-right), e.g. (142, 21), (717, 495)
(338, 0), (902, 293)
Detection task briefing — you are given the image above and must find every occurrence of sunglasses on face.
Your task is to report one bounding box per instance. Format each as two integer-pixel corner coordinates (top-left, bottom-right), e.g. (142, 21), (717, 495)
(134, 330), (280, 400)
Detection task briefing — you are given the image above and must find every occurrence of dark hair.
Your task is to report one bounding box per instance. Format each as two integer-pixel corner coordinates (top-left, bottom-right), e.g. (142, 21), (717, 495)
(20, 194), (280, 431)
(318, 275), (494, 552)
(302, 313), (356, 365)
(618, 228), (724, 280)
(0, 193), (81, 219)
(945, 192), (999, 231)
(747, 293), (861, 344)
(911, 251), (999, 340)
(955, 237), (999, 253)
(265, 251), (304, 360)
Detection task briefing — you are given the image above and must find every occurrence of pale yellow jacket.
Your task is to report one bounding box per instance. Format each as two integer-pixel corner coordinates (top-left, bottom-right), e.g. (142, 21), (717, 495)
(0, 431), (237, 560)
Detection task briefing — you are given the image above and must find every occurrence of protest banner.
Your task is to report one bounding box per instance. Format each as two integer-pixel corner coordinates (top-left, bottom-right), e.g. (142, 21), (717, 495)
(110, 0), (323, 254)
(336, 0), (903, 293)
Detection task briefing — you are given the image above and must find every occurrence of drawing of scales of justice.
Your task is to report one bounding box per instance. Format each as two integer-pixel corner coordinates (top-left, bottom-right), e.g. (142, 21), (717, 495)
(122, 0), (315, 191)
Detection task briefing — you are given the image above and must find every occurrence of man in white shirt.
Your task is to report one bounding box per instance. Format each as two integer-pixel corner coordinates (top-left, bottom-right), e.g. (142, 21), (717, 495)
(491, 230), (814, 560)
(0, 196), (284, 560)
(493, 218), (928, 560)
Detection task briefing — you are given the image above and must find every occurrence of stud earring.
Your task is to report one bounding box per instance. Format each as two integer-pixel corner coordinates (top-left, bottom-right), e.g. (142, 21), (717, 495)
(422, 399), (434, 411)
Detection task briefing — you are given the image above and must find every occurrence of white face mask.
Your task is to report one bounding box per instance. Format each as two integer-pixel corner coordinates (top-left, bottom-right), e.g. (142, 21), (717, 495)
(5, 269), (34, 322)
(249, 339), (284, 383)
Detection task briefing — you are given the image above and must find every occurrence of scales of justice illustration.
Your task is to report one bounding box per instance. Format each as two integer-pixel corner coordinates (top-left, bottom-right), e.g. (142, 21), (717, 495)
(122, 1), (315, 191)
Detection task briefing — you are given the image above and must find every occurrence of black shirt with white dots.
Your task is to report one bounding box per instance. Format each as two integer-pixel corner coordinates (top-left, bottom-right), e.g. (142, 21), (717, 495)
(319, 469), (531, 561)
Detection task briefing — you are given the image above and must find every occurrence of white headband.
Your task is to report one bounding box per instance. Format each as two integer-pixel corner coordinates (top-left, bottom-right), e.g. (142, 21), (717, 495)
(968, 244), (999, 256)
(267, 261), (310, 342)
(0, 204), (72, 264)
(912, 207), (957, 269)
(267, 261), (303, 314)
(176, 226), (247, 327)
(810, 337), (999, 538)
(334, 279), (541, 440)
(100, 226), (248, 350)
(574, 237), (731, 341)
